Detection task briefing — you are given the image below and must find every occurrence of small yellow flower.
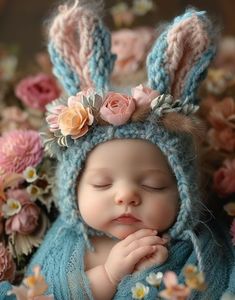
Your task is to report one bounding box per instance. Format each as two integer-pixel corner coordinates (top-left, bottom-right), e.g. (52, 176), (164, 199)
(23, 265), (48, 297)
(132, 0), (154, 16)
(131, 282), (149, 299)
(183, 265), (198, 277)
(23, 166), (38, 183)
(146, 272), (163, 288)
(183, 265), (206, 291)
(224, 202), (235, 217)
(110, 3), (134, 27)
(27, 184), (43, 200)
(185, 273), (206, 291)
(9, 265), (54, 300)
(2, 198), (21, 217)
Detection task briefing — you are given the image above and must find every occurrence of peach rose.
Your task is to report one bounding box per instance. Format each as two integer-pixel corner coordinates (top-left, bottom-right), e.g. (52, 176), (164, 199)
(100, 92), (136, 126)
(58, 101), (94, 139)
(131, 84), (159, 108)
(5, 200), (40, 235)
(213, 159), (235, 197)
(0, 243), (16, 282)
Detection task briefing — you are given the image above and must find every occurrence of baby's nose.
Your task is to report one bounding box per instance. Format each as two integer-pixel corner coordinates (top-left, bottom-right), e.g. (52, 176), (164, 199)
(114, 187), (141, 206)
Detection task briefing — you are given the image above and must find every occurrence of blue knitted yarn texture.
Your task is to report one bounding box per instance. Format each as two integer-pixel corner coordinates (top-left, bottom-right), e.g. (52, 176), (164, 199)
(87, 19), (116, 92)
(48, 43), (81, 96)
(147, 10), (216, 104)
(48, 20), (116, 95)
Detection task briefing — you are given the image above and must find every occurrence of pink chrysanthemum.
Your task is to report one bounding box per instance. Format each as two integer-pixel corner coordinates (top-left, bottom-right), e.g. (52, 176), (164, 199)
(231, 219), (235, 246)
(0, 130), (43, 173)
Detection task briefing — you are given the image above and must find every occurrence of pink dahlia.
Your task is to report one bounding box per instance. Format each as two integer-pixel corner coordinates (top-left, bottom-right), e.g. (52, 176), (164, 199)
(0, 130), (43, 173)
(15, 73), (61, 111)
(0, 243), (16, 282)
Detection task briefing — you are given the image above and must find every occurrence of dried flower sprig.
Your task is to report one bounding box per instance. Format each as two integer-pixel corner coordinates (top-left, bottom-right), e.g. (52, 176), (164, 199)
(131, 265), (206, 300)
(8, 265), (54, 300)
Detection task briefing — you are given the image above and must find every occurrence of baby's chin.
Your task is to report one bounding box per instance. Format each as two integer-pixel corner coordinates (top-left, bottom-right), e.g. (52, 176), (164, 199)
(108, 226), (142, 240)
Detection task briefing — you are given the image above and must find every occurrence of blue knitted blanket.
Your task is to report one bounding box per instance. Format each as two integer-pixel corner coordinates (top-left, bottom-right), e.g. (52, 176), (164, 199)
(0, 216), (234, 300)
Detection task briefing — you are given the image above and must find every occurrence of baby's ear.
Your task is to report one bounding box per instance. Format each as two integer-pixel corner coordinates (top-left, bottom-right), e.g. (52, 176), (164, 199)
(47, 0), (116, 96)
(147, 9), (216, 104)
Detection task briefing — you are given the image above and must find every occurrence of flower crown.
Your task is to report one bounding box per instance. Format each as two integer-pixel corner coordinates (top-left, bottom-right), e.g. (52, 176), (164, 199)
(44, 84), (198, 153)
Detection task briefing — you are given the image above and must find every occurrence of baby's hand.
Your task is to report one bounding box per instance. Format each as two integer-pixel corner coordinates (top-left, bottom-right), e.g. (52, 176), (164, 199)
(104, 229), (166, 285)
(134, 243), (168, 272)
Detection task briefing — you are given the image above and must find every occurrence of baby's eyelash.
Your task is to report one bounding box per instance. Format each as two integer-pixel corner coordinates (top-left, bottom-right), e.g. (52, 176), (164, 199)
(141, 185), (166, 191)
(92, 184), (112, 188)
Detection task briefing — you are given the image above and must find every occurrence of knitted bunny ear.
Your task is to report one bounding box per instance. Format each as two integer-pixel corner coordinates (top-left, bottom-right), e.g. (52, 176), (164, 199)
(47, 0), (116, 96)
(147, 9), (216, 104)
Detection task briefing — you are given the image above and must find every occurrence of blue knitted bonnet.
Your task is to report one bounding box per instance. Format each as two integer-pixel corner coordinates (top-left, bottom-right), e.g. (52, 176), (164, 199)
(44, 2), (216, 248)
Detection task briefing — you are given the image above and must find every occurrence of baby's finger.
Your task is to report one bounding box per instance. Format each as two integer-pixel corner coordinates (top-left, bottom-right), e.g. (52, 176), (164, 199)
(126, 245), (157, 265)
(125, 236), (165, 255)
(122, 229), (157, 246)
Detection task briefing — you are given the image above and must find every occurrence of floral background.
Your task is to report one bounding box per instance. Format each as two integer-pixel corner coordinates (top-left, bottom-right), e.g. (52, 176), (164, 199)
(0, 0), (235, 299)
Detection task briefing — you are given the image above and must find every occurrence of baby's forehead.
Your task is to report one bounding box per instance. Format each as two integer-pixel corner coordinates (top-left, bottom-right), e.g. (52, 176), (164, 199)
(83, 138), (173, 174)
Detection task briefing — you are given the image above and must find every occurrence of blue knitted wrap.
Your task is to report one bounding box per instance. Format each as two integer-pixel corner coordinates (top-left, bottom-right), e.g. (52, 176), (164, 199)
(1, 217), (235, 300)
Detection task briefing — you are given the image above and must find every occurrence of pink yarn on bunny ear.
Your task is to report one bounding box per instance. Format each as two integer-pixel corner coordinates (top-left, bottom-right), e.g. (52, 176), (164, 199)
(49, 0), (85, 85)
(147, 9), (216, 104)
(166, 15), (210, 99)
(47, 0), (115, 95)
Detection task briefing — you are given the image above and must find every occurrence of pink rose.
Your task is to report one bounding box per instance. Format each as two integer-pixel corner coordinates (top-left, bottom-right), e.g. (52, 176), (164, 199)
(15, 73), (61, 111)
(100, 92), (136, 126)
(213, 159), (235, 197)
(5, 200), (40, 235)
(0, 243), (16, 282)
(6, 189), (31, 205)
(131, 84), (159, 108)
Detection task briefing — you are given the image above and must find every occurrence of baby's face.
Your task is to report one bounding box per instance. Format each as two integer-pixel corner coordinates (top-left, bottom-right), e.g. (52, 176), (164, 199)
(77, 139), (179, 239)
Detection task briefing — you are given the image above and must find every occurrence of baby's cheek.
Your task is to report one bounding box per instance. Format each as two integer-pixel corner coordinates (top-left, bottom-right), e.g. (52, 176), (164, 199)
(79, 196), (109, 230)
(79, 201), (97, 220)
(146, 201), (178, 231)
